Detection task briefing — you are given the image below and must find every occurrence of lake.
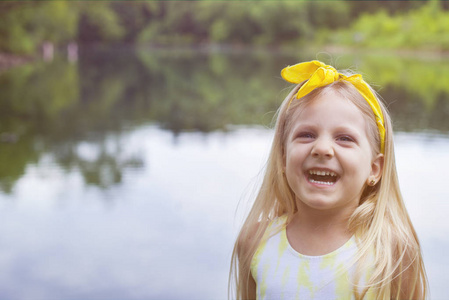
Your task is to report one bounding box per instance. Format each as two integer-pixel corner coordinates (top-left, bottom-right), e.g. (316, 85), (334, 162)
(0, 47), (448, 299)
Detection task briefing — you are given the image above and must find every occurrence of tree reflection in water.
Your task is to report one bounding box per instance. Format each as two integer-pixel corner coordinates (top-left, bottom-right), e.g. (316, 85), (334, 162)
(0, 48), (448, 193)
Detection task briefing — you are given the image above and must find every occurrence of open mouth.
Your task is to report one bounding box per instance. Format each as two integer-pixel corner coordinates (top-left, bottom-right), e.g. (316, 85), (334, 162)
(307, 169), (339, 186)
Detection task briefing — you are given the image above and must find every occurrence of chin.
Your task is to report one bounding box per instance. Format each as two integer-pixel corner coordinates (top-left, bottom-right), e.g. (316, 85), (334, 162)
(300, 198), (337, 210)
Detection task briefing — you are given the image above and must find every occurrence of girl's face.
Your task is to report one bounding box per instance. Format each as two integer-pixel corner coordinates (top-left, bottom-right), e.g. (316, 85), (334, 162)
(284, 91), (383, 214)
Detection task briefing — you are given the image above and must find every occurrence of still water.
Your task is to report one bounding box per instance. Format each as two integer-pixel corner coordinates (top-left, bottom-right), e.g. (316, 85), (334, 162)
(0, 48), (448, 299)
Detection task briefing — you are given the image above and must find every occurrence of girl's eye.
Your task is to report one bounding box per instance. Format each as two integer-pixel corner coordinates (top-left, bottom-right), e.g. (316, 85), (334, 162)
(297, 132), (315, 139)
(337, 135), (355, 142)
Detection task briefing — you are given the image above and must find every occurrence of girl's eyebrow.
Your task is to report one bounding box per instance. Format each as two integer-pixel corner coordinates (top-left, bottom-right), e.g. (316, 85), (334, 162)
(332, 127), (363, 141)
(289, 123), (316, 136)
(292, 123), (315, 130)
(333, 125), (361, 134)
(292, 122), (360, 132)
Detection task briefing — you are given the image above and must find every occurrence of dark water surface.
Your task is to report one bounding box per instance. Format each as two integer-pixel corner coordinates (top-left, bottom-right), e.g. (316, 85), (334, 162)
(0, 48), (448, 299)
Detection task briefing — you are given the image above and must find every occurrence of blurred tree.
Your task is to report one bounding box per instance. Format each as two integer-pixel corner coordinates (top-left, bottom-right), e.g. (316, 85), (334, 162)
(77, 2), (124, 44)
(306, 1), (350, 28)
(347, 0), (426, 19)
(0, 1), (78, 54)
(248, 1), (350, 45)
(140, 1), (350, 46)
(1, 1), (448, 56)
(0, 2), (38, 54)
(110, 2), (156, 43)
(195, 2), (261, 44)
(138, 2), (205, 45)
(33, 2), (79, 44)
(333, 1), (449, 50)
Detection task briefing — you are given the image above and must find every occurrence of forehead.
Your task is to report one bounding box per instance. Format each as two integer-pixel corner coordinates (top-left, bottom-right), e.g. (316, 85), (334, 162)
(289, 91), (367, 133)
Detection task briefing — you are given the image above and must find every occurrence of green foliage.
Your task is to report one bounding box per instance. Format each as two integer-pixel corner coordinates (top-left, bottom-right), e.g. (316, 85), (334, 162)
(347, 0), (425, 19)
(138, 2), (205, 45)
(357, 54), (449, 110)
(110, 2), (155, 42)
(333, 1), (449, 50)
(138, 1), (350, 46)
(77, 2), (125, 43)
(2, 1), (447, 55)
(0, 2), (78, 54)
(34, 2), (79, 43)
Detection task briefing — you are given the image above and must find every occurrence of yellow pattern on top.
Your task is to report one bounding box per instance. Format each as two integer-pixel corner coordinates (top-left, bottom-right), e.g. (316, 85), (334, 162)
(250, 216), (375, 299)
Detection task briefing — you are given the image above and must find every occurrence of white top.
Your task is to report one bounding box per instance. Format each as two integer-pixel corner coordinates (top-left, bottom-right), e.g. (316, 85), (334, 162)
(250, 216), (375, 300)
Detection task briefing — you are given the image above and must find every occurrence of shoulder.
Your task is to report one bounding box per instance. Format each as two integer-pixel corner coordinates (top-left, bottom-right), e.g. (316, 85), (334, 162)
(237, 221), (262, 258)
(237, 215), (288, 256)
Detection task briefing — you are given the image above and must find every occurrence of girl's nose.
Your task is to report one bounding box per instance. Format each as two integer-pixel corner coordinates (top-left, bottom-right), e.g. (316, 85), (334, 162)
(311, 137), (334, 158)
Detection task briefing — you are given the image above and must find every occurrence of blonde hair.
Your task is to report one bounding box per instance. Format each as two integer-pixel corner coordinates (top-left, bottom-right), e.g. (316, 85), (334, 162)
(229, 77), (428, 299)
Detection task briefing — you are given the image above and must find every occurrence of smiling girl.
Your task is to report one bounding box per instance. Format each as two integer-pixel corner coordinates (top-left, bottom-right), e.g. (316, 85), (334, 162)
(230, 61), (427, 299)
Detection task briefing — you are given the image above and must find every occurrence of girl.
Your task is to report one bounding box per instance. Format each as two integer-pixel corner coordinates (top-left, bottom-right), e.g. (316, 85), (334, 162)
(230, 60), (427, 299)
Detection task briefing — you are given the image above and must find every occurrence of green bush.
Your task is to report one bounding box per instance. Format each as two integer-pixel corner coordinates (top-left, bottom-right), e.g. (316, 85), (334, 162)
(333, 1), (449, 50)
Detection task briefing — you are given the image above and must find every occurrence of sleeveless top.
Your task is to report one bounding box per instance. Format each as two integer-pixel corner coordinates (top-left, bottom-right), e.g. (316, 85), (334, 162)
(250, 216), (375, 300)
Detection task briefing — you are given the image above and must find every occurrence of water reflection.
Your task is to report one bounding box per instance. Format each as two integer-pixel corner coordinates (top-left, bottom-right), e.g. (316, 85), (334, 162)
(1, 49), (449, 193)
(0, 49), (448, 298)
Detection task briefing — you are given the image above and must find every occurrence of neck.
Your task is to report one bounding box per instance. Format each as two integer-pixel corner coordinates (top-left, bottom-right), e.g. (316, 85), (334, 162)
(294, 203), (355, 234)
(286, 202), (357, 256)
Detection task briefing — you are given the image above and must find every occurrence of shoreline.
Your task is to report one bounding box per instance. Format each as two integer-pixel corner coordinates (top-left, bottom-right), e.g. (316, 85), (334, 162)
(2, 44), (449, 73)
(320, 45), (449, 60)
(0, 52), (34, 72)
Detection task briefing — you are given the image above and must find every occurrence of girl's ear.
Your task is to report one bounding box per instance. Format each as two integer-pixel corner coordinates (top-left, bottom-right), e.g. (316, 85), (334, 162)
(368, 153), (384, 185)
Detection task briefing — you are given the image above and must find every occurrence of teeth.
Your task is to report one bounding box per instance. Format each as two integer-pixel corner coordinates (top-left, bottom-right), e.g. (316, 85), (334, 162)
(309, 170), (337, 177)
(309, 179), (335, 185)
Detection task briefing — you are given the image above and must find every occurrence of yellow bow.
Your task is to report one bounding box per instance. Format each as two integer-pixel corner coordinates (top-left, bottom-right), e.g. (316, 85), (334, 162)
(281, 60), (385, 153)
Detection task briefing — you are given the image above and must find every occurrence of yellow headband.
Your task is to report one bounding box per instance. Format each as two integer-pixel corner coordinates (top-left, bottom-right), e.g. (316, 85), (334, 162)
(281, 60), (385, 153)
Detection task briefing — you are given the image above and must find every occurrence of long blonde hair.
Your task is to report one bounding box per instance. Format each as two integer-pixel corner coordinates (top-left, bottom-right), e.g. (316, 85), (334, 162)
(229, 78), (428, 299)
